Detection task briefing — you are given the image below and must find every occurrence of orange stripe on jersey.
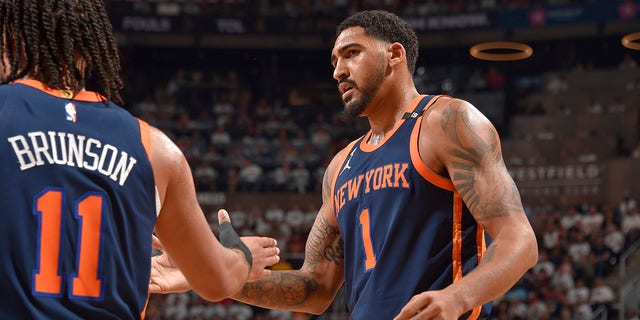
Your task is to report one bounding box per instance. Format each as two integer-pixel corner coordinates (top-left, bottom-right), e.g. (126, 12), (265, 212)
(476, 224), (486, 266)
(409, 96), (454, 191)
(137, 119), (152, 161)
(332, 139), (360, 217)
(12, 79), (106, 102)
(140, 292), (150, 320)
(464, 222), (487, 319)
(467, 306), (481, 320)
(360, 95), (426, 152)
(451, 193), (463, 282)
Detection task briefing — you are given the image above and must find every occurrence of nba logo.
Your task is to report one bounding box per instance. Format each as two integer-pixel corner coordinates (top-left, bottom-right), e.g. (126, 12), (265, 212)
(65, 102), (77, 122)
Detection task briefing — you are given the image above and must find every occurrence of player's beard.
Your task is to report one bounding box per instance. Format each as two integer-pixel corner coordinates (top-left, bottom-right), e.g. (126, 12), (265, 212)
(340, 64), (385, 122)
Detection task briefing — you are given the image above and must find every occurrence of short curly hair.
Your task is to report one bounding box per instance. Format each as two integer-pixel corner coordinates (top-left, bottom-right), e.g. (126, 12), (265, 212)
(336, 10), (419, 75)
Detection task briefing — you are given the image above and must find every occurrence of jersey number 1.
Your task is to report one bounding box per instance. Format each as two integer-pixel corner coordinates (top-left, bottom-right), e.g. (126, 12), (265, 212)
(359, 209), (377, 270)
(34, 189), (104, 298)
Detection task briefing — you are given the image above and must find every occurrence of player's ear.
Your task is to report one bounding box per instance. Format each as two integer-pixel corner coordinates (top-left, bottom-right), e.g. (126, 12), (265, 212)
(388, 42), (405, 69)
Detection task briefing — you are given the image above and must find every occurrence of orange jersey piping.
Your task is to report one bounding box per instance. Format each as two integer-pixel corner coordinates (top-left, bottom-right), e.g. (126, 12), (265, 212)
(12, 79), (106, 102)
(360, 95), (426, 152)
(331, 139), (360, 218)
(408, 96), (454, 191)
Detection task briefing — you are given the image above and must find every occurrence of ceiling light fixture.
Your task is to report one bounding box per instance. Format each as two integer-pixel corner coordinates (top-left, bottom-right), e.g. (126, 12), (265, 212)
(469, 41), (533, 61)
(622, 32), (640, 50)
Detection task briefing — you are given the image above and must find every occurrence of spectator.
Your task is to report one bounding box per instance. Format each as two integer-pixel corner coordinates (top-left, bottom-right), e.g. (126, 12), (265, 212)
(589, 277), (615, 316)
(541, 218), (561, 250)
(622, 207), (640, 245)
(589, 234), (613, 277)
(224, 167), (241, 193)
(269, 162), (294, 192)
(567, 277), (590, 309)
(546, 73), (569, 94)
(264, 203), (285, 223)
(584, 95), (603, 114)
(291, 162), (311, 193)
(210, 124), (233, 150)
(560, 207), (582, 230)
(607, 97), (627, 113)
(551, 255), (575, 292)
(284, 205), (305, 229)
(227, 302), (254, 320)
(603, 224), (626, 259)
(194, 161), (219, 191)
(581, 204), (603, 235)
(619, 190), (637, 217)
(309, 126), (332, 151)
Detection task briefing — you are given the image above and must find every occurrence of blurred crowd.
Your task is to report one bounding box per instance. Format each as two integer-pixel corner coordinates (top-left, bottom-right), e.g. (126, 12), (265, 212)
(109, 0), (613, 18)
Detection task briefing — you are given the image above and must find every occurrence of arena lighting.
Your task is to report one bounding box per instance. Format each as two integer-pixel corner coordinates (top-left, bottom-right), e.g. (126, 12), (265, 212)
(621, 32), (640, 50)
(469, 41), (533, 61)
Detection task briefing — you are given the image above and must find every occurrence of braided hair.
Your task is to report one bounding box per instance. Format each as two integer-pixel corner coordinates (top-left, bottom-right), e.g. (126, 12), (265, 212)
(0, 0), (124, 105)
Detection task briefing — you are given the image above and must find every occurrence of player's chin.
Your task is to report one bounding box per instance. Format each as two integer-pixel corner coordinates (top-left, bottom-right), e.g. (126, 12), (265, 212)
(343, 96), (360, 110)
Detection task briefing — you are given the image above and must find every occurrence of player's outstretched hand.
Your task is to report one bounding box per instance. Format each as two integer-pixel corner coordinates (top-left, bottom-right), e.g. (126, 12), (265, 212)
(149, 236), (189, 294)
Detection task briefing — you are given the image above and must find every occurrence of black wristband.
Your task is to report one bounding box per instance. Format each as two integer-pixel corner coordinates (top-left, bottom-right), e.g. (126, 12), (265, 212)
(218, 221), (253, 268)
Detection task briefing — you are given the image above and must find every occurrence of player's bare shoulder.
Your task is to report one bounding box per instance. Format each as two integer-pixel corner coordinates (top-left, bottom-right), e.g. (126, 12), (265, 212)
(147, 125), (191, 204)
(419, 96), (500, 176)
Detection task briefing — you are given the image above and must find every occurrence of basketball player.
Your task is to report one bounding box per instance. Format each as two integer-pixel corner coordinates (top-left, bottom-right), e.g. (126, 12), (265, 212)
(0, 1), (279, 319)
(150, 10), (537, 319)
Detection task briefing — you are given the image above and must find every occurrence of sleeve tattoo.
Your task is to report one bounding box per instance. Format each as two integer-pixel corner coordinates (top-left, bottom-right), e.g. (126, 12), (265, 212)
(440, 103), (523, 222)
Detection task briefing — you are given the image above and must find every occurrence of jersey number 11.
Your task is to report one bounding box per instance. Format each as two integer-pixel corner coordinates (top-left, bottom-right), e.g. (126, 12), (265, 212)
(33, 188), (104, 299)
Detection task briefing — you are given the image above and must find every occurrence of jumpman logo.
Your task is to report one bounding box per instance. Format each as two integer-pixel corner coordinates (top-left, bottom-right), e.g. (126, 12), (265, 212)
(339, 149), (356, 176)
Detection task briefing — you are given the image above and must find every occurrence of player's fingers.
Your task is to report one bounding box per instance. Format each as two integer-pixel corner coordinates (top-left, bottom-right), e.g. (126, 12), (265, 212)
(255, 248), (279, 266)
(393, 306), (417, 320)
(259, 237), (278, 248)
(151, 234), (164, 250)
(267, 253), (280, 266)
(411, 303), (444, 320)
(148, 284), (160, 293)
(393, 295), (429, 320)
(218, 209), (231, 224)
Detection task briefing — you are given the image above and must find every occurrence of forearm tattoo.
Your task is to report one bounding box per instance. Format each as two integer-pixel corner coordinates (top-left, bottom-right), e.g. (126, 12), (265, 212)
(239, 273), (318, 307)
(305, 214), (344, 273)
(308, 167), (345, 271)
(441, 103), (523, 222)
(479, 243), (497, 266)
(237, 169), (344, 308)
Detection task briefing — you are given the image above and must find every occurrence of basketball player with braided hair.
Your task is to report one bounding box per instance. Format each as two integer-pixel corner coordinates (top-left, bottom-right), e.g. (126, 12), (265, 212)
(0, 1), (279, 319)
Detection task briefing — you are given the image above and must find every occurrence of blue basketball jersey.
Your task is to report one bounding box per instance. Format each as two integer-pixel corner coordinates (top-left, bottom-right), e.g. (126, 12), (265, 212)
(332, 95), (491, 319)
(0, 80), (157, 319)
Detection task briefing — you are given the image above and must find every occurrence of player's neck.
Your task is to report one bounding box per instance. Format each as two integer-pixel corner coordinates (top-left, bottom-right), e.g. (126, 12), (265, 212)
(369, 132), (384, 145)
(367, 89), (420, 140)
